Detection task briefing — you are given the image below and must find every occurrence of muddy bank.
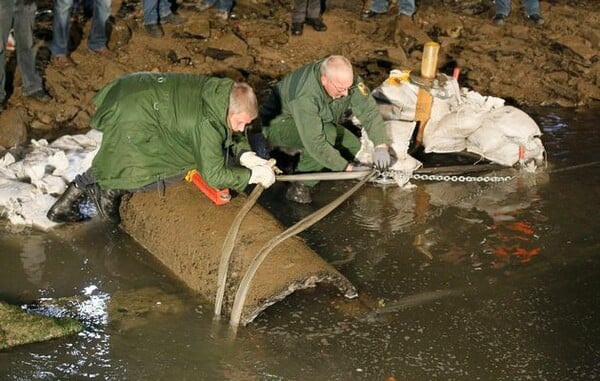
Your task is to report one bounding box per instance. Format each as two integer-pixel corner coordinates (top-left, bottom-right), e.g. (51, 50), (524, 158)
(1, 0), (599, 149)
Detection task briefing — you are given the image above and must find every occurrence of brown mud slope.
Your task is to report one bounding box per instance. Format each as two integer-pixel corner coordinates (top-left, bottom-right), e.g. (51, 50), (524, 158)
(119, 181), (357, 325)
(1, 0), (599, 149)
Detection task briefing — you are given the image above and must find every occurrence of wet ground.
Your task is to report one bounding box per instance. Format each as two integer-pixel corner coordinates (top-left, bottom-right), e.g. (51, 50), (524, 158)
(1, 106), (599, 379)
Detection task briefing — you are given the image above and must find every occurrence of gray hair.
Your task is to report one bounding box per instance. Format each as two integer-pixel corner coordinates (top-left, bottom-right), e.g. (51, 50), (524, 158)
(228, 82), (258, 118)
(320, 55), (353, 79)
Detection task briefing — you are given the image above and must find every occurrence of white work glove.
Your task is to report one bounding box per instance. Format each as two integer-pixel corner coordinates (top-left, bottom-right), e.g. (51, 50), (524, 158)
(240, 151), (269, 169)
(372, 145), (391, 171)
(249, 164), (276, 188)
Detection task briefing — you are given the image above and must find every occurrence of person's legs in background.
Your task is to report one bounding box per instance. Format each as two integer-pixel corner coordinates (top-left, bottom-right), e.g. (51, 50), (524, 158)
(0, 0), (13, 108)
(304, 0), (326, 32)
(87, 0), (114, 56)
(50, 0), (76, 65)
(13, 0), (49, 100)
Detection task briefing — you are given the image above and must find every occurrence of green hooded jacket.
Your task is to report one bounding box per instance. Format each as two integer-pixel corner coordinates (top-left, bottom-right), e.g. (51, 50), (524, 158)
(261, 58), (391, 171)
(90, 73), (251, 191)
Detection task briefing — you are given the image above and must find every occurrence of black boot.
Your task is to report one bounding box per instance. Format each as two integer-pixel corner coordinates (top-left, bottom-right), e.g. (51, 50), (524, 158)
(47, 182), (88, 222)
(285, 182), (312, 204)
(86, 184), (125, 224)
(305, 18), (327, 32)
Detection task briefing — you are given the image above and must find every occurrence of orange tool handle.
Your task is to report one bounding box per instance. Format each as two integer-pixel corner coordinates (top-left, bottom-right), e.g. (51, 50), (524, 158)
(185, 170), (231, 206)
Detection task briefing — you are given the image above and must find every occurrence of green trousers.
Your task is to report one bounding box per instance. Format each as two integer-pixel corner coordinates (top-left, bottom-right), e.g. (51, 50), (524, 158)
(263, 116), (361, 187)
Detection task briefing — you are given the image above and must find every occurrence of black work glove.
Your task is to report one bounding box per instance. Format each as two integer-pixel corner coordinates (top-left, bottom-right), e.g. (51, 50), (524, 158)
(373, 146), (391, 171)
(345, 162), (372, 172)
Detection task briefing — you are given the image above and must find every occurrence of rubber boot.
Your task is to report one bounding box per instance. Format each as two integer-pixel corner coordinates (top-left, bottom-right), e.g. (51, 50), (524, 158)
(86, 184), (124, 224)
(46, 182), (87, 222)
(285, 182), (312, 204)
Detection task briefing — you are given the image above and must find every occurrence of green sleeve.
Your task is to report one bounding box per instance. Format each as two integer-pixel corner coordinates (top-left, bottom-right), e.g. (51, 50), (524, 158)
(290, 97), (348, 171)
(191, 121), (251, 191)
(350, 79), (392, 146)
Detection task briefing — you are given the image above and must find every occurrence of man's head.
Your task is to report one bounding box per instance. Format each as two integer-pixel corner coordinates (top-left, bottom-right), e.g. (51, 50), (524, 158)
(228, 82), (258, 132)
(320, 55), (354, 99)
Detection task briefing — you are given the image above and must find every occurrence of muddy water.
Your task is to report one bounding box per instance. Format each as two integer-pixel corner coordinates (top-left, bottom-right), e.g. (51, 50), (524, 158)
(1, 106), (599, 380)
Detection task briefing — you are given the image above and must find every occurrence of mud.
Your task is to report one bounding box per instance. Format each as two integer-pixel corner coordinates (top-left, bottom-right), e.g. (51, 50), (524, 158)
(1, 0), (599, 149)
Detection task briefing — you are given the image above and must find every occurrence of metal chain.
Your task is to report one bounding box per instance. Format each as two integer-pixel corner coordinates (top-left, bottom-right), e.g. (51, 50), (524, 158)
(374, 171), (515, 184)
(410, 173), (514, 183)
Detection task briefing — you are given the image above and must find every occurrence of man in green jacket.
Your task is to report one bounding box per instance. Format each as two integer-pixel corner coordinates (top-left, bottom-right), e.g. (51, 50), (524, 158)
(260, 55), (392, 204)
(47, 72), (276, 224)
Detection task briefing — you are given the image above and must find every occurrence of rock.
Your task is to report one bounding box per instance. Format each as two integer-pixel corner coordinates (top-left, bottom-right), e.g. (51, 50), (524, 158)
(224, 54), (256, 71)
(183, 18), (211, 39)
(435, 18), (463, 38)
(577, 81), (600, 101)
(72, 110), (91, 129)
(208, 32), (249, 56)
(30, 119), (54, 131)
(108, 20), (133, 49)
(54, 105), (79, 124)
(394, 15), (431, 51)
(547, 71), (569, 83)
(385, 47), (409, 66)
(554, 35), (598, 62)
(0, 108), (28, 148)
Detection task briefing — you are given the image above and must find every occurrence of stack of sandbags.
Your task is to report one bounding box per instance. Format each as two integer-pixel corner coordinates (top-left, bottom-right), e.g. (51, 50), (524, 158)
(0, 130), (101, 229)
(423, 90), (504, 154)
(371, 70), (546, 170)
(466, 106), (545, 168)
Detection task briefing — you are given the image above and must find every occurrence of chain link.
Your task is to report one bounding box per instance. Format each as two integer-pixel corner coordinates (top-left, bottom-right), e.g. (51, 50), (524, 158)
(410, 173), (514, 183)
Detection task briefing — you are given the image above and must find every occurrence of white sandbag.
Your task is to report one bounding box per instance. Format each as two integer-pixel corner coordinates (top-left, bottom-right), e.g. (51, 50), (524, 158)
(390, 152), (422, 173)
(419, 75), (462, 124)
(354, 125), (376, 165)
(473, 139), (520, 167)
(0, 152), (16, 168)
(49, 132), (101, 151)
(423, 89), (505, 154)
(85, 129), (103, 145)
(466, 105), (544, 167)
(466, 117), (506, 155)
(372, 73), (419, 121)
(484, 105), (541, 139)
(373, 72), (461, 123)
(526, 137), (546, 164)
(48, 151), (70, 176)
(423, 119), (468, 153)
(5, 194), (59, 231)
(0, 179), (39, 210)
(47, 132), (100, 181)
(0, 167), (16, 180)
(31, 175), (68, 195)
(436, 93), (501, 137)
(385, 120), (422, 174)
(386, 120), (416, 154)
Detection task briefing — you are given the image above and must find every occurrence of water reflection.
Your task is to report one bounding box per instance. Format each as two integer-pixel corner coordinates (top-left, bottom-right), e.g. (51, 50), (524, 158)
(347, 168), (551, 272)
(20, 235), (47, 288)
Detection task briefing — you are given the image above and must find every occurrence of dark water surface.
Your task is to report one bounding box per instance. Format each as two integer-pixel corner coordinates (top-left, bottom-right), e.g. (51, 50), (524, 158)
(1, 106), (598, 380)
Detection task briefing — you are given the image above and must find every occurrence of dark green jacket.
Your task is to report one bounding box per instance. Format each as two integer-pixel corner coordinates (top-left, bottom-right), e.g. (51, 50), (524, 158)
(262, 58), (391, 171)
(90, 73), (251, 191)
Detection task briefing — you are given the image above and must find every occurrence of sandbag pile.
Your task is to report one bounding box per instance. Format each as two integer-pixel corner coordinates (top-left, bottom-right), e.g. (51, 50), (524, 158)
(0, 131), (101, 229)
(370, 70), (546, 170)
